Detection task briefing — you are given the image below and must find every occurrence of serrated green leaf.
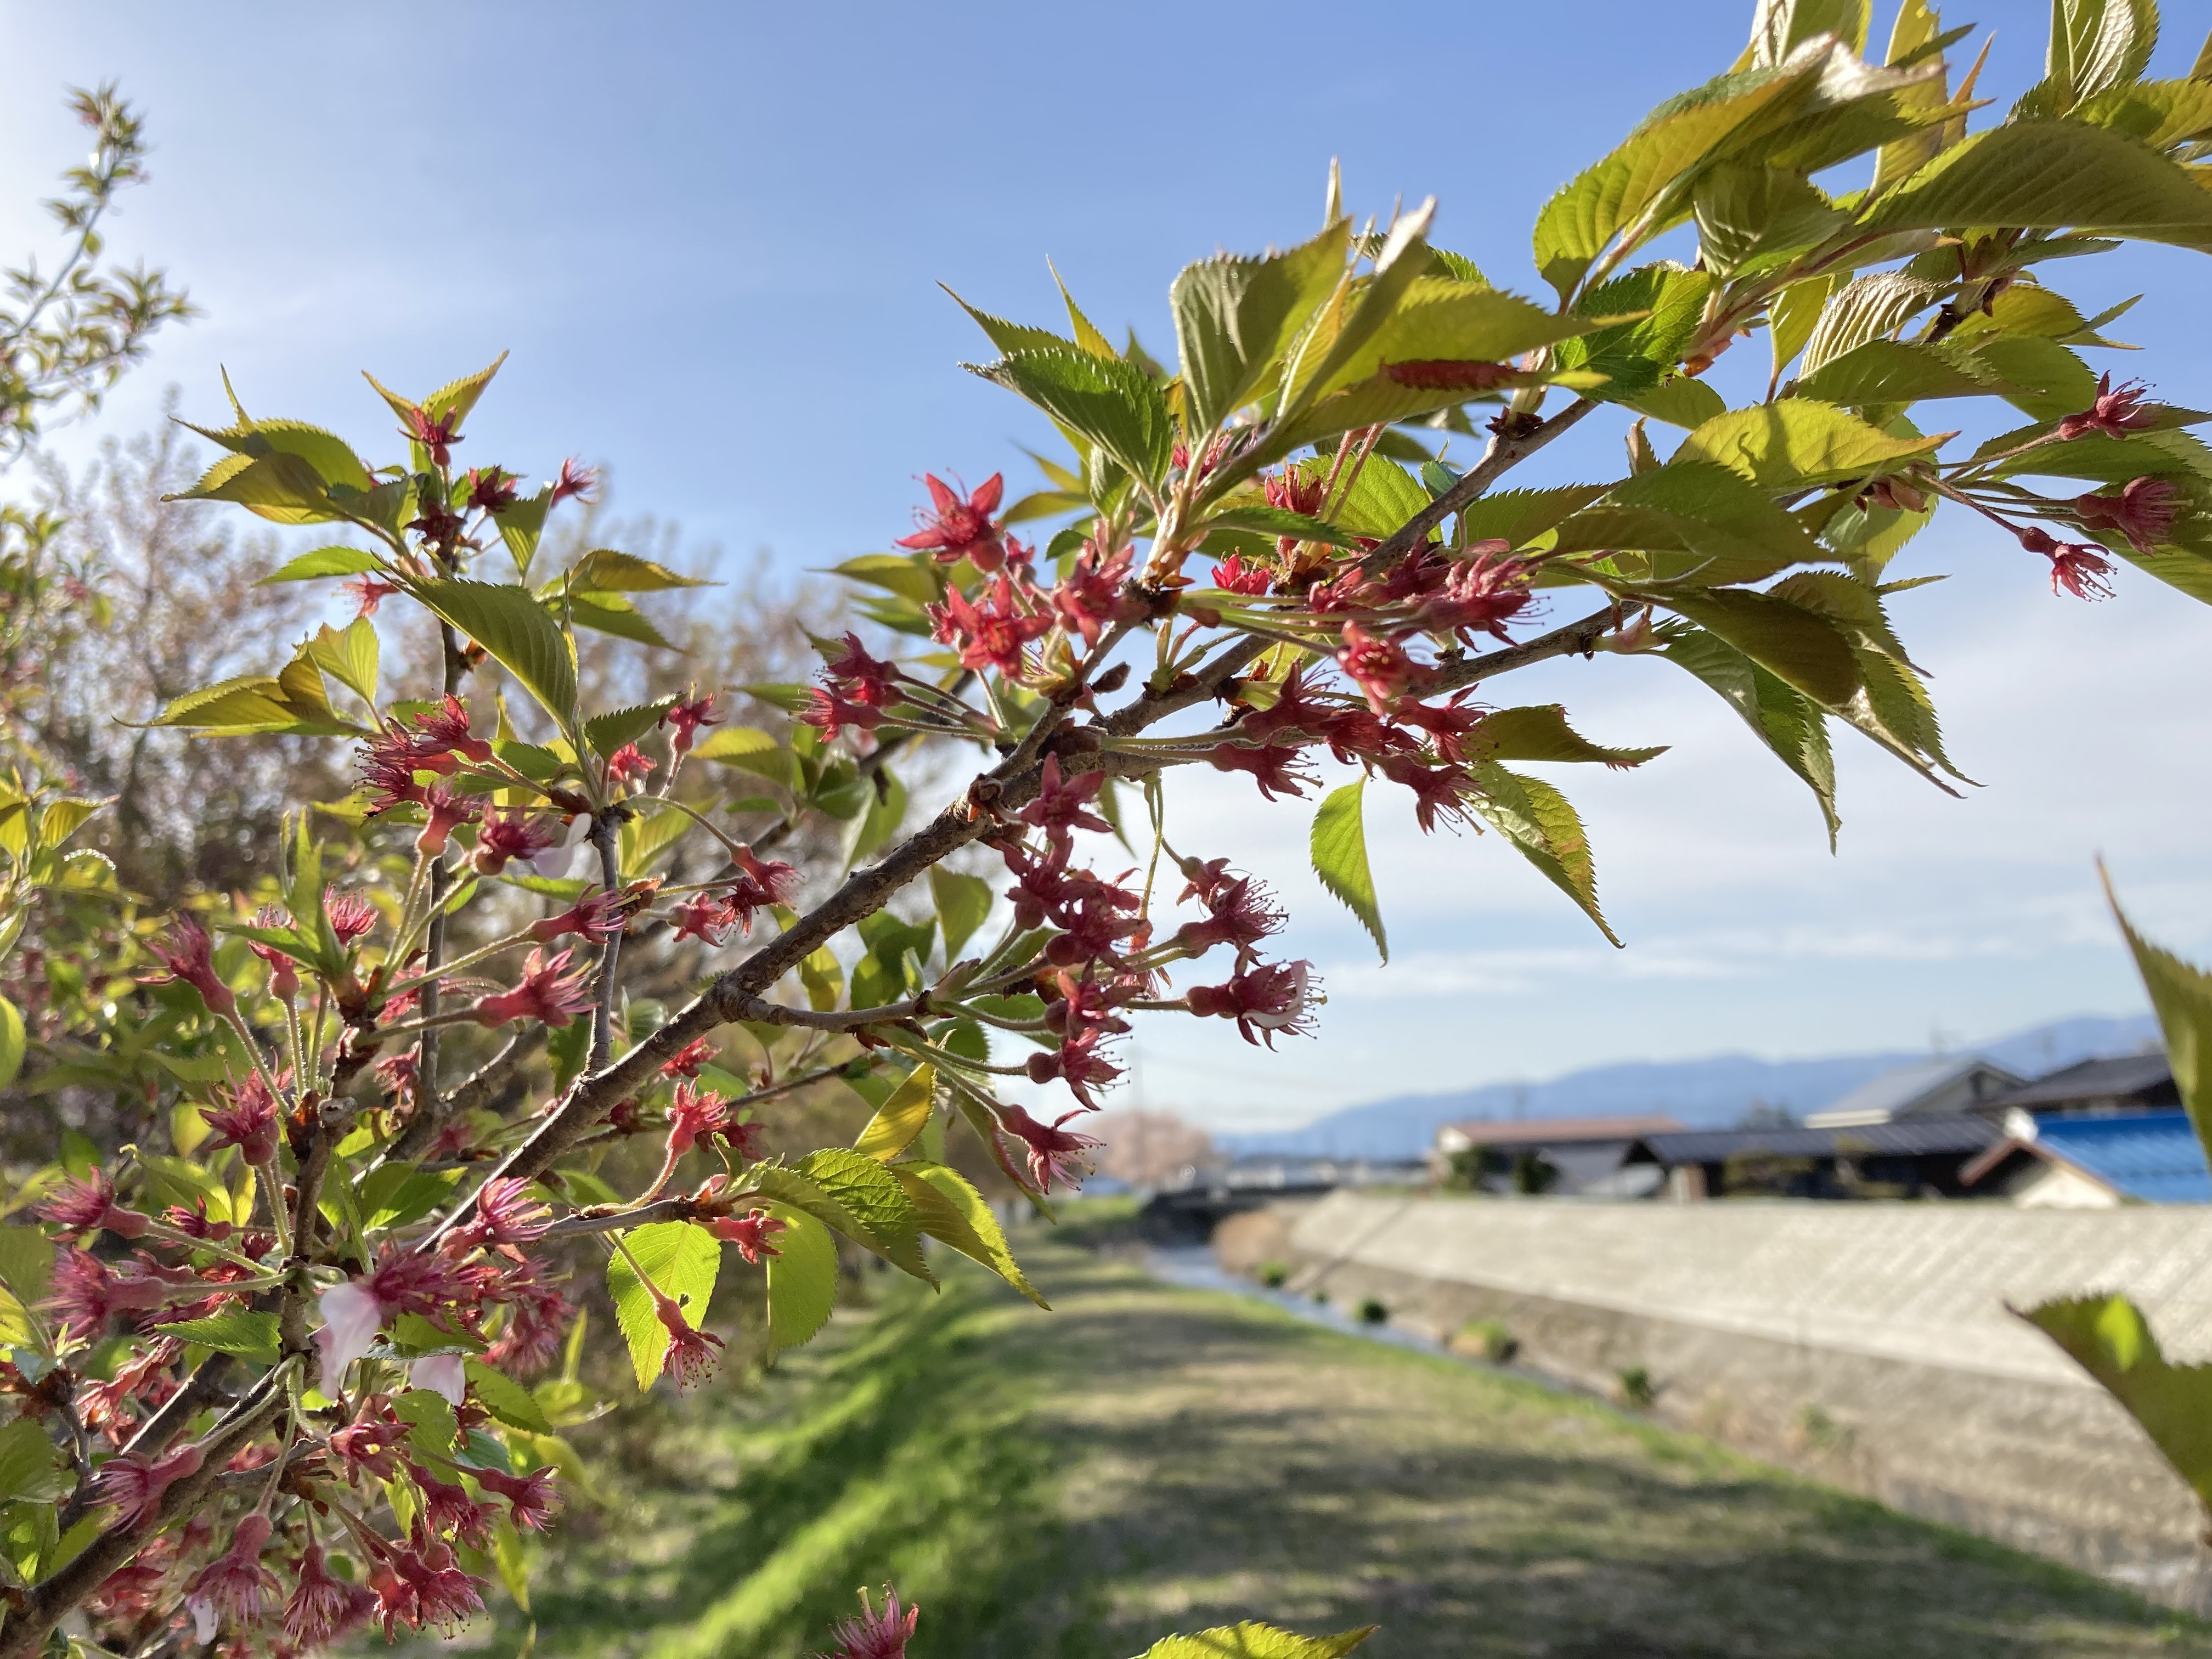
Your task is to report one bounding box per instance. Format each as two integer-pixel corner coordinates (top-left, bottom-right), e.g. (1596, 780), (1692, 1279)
(583, 698), (680, 759)
(1549, 264), (1713, 401)
(1657, 622), (1839, 843)
(304, 619), (379, 706)
(1799, 271), (1947, 377)
(970, 348), (1175, 489)
(1862, 120), (2212, 242)
(1794, 338), (2002, 404)
(1619, 375), (1728, 430)
(617, 804), (692, 882)
(1173, 219), (1350, 432)
(1465, 764), (1620, 946)
(0, 1226), (53, 1304)
(2106, 874), (2212, 1149)
(1196, 506), (1364, 549)
(793, 1149), (930, 1280)
(167, 450), (341, 525)
(606, 1221), (721, 1390)
(762, 1203), (838, 1357)
(151, 1311), (280, 1358)
(466, 1358), (553, 1432)
(1324, 277), (1621, 392)
(1692, 162), (1853, 275)
(1311, 780), (1386, 963)
(421, 352), (509, 429)
(1136, 1621), (1376, 1659)
(566, 549), (710, 593)
(1455, 486), (1612, 549)
(261, 545), (383, 583)
(1672, 399), (1942, 488)
(562, 592), (680, 652)
(413, 579), (577, 728)
(828, 554), (941, 606)
(900, 1161), (1047, 1308)
(2021, 1294), (2212, 1509)
(1469, 706), (1667, 768)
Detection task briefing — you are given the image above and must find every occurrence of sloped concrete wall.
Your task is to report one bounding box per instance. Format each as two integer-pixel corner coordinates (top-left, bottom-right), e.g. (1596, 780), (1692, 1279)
(1277, 1193), (2212, 1607)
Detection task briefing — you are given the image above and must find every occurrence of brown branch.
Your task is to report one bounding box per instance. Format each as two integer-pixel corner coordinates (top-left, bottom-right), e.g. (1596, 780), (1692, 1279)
(1356, 397), (1600, 577)
(1426, 606), (1620, 696)
(586, 810), (624, 1071)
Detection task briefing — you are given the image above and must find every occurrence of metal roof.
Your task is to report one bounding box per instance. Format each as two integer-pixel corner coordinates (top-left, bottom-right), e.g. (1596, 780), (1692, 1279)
(1990, 1052), (2174, 1110)
(2030, 1111), (2210, 1204)
(1809, 1056), (2019, 1124)
(1441, 1114), (1684, 1148)
(1639, 1116), (2000, 1165)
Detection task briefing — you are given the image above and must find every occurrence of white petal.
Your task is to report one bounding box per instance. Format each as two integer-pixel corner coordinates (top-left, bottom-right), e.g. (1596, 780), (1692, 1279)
(411, 1352), (467, 1407)
(188, 1594), (217, 1644)
(312, 1280), (382, 1378)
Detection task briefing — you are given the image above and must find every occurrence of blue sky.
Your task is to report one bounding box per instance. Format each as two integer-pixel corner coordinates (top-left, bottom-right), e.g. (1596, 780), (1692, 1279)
(8, 1), (2210, 1128)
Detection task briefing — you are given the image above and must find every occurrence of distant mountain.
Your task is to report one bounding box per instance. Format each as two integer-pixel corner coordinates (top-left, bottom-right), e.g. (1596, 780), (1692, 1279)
(1218, 1013), (2161, 1159)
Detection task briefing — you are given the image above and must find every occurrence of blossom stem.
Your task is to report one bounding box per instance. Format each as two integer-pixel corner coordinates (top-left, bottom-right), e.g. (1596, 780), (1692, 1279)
(382, 925), (543, 1000)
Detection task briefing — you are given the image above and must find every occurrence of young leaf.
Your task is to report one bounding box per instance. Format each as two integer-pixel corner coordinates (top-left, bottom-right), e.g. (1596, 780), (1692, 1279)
(566, 549), (711, 594)
(1137, 1622), (1376, 1659)
(1468, 706), (1667, 768)
(1672, 399), (1943, 488)
(2020, 1294), (2212, 1510)
(0, 1418), (66, 1504)
(151, 1311), (281, 1358)
(854, 1064), (936, 1163)
(412, 579), (578, 729)
(1862, 120), (2212, 242)
(968, 348), (1175, 488)
(1311, 780), (1387, 963)
(763, 1203), (838, 1358)
(792, 1149), (932, 1280)
(260, 545), (383, 584)
(1465, 764), (1621, 946)
(2105, 871), (2212, 1149)
(1172, 219), (1349, 432)
(1195, 506), (1364, 549)
(583, 698), (680, 759)
(899, 1161), (1048, 1309)
(927, 867), (994, 962)
(1657, 622), (1839, 844)
(166, 450), (340, 526)
(605, 1221), (721, 1390)
(1793, 339), (2004, 405)
(0, 997), (22, 1091)
(465, 1358), (554, 1434)
(1660, 588), (1863, 707)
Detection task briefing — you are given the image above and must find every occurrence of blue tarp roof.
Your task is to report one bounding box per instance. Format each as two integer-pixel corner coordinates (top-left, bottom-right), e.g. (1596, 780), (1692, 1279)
(2036, 1111), (2212, 1204)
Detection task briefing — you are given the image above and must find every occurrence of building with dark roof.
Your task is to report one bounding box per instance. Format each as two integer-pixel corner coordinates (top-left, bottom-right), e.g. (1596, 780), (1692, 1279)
(1978, 1052), (2177, 1121)
(1803, 1055), (2022, 1128)
(1431, 1115), (1684, 1197)
(1626, 1116), (2001, 1201)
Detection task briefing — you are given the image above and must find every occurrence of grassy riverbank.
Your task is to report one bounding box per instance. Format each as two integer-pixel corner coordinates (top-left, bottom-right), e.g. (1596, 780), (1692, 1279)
(493, 1244), (2206, 1658)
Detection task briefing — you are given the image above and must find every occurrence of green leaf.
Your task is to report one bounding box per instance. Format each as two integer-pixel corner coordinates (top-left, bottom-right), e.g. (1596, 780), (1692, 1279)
(2021, 1295), (2212, 1509)
(605, 1221), (722, 1390)
(1742, 0), (1871, 63)
(583, 698), (680, 759)
(492, 1515), (531, 1614)
(167, 450), (341, 525)
(1692, 162), (1852, 275)
(1658, 588), (1863, 707)
(1196, 506), (1364, 550)
(1601, 458), (1831, 569)
(1468, 706), (1667, 769)
(1172, 219), (1349, 432)
(1672, 399), (1942, 488)
(1455, 486), (1611, 549)
(151, 1311), (280, 1358)
(1135, 1622), (1376, 1659)
(2045, 0), (2160, 109)
(618, 804), (692, 882)
(0, 1225), (50, 1306)
(149, 674), (295, 731)
(762, 1203), (838, 1358)
(928, 867), (994, 962)
(792, 1149), (930, 1280)
(855, 1065), (936, 1163)
(1618, 375), (1728, 430)
(412, 579), (577, 729)
(1465, 764), (1618, 945)
(0, 1418), (65, 1504)
(0, 997), (22, 1091)
(421, 352), (509, 430)
(1793, 339), (2004, 405)
(2073, 78), (2212, 149)
(304, 619), (380, 706)
(1323, 277), (1622, 392)
(498, 485), (554, 579)
(466, 1358), (554, 1433)
(2105, 873), (2212, 1150)
(562, 592), (680, 652)
(1861, 120), (2212, 243)
(940, 287), (1081, 356)
(899, 1161), (1047, 1308)
(566, 549), (710, 594)
(843, 769), (908, 870)
(1531, 55), (1822, 296)
(829, 554), (941, 607)
(261, 545), (383, 583)
(1800, 272), (1949, 380)
(1657, 622), (1839, 843)
(1311, 780), (1386, 963)
(1769, 275), (1835, 383)
(1549, 264), (1713, 400)
(969, 348), (1175, 489)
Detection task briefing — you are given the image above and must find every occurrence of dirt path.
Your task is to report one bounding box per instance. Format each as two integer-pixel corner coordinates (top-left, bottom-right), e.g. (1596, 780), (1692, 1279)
(514, 1246), (2207, 1658)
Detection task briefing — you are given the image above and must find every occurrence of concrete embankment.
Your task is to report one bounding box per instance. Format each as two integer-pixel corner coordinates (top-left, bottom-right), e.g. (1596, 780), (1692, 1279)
(1224, 1192), (2212, 1609)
